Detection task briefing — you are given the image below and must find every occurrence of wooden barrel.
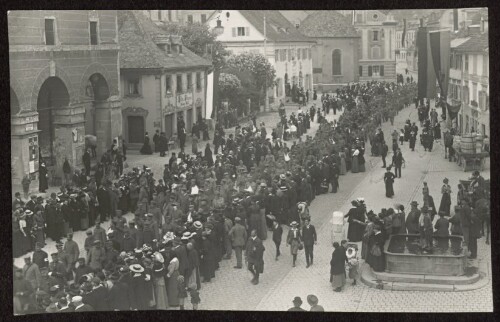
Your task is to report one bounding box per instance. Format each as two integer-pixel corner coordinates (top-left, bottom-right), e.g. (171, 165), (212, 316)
(475, 134), (484, 153)
(453, 136), (461, 152)
(461, 134), (475, 154)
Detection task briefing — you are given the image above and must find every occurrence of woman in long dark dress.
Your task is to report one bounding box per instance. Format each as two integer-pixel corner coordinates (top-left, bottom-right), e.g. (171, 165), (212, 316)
(344, 201), (365, 242)
(358, 147), (366, 172)
(330, 241), (348, 292)
(204, 143), (214, 167)
(366, 225), (386, 272)
(140, 132), (153, 155)
(384, 167), (395, 198)
(39, 162), (48, 193)
(200, 231), (216, 282)
(439, 178), (452, 216)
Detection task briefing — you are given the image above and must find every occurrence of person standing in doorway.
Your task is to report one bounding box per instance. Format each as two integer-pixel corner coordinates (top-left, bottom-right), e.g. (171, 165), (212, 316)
(302, 218), (317, 268)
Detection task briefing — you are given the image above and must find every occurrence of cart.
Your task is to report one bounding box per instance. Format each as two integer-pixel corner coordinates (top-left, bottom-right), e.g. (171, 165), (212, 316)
(455, 151), (489, 172)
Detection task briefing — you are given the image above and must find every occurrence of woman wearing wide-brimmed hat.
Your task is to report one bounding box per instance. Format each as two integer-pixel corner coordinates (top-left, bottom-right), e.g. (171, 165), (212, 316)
(286, 221), (302, 267)
(151, 253), (168, 310)
(439, 178), (452, 216)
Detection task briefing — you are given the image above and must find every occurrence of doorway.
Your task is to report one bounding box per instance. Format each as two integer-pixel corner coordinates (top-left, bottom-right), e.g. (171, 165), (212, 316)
(127, 116), (144, 143)
(165, 113), (174, 138)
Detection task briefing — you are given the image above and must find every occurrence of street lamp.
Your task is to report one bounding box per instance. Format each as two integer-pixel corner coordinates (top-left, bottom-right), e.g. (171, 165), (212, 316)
(214, 17), (224, 36)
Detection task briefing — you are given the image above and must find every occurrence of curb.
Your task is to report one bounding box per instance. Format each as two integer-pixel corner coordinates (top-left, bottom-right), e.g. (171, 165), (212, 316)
(360, 265), (490, 292)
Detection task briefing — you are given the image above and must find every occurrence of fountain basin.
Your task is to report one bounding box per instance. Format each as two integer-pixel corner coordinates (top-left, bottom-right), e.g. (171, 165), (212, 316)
(384, 234), (467, 276)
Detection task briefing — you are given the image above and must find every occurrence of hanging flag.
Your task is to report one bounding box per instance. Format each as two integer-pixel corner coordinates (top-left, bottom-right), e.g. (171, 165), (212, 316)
(446, 102), (461, 120)
(429, 30), (451, 98)
(402, 19), (407, 47)
(417, 26), (437, 100)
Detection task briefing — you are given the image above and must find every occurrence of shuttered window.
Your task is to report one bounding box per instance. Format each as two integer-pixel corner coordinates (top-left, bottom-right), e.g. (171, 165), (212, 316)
(89, 21), (98, 45)
(297, 49), (301, 60)
(380, 65), (384, 76)
(368, 66), (373, 76)
(359, 66), (363, 76)
(45, 18), (55, 45)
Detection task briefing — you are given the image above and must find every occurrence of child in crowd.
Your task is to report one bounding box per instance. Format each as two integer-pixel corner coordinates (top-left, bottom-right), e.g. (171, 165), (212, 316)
(188, 286), (200, 310)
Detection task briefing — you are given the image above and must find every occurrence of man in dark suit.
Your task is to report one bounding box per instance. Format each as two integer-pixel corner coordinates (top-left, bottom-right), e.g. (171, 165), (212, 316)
(302, 218), (317, 268)
(392, 149), (404, 178)
(245, 229), (265, 285)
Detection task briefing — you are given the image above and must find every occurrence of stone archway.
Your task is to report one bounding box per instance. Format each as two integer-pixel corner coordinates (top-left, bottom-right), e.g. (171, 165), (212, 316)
(10, 87), (20, 116)
(83, 73), (110, 136)
(37, 77), (71, 165)
(31, 65), (75, 113)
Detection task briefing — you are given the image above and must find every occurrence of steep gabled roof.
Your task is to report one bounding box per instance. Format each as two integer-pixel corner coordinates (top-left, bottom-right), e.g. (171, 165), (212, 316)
(454, 33), (488, 52)
(118, 10), (212, 70)
(299, 11), (359, 38)
(239, 10), (315, 43)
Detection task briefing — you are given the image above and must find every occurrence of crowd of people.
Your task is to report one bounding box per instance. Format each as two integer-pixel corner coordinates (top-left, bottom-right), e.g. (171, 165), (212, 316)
(12, 79), (489, 313)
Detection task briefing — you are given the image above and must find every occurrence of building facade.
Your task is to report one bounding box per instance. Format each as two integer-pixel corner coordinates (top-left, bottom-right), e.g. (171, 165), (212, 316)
(299, 11), (360, 92)
(119, 11), (212, 149)
(448, 31), (489, 137)
(207, 10), (315, 106)
(142, 10), (215, 25)
(353, 10), (397, 82)
(9, 10), (122, 186)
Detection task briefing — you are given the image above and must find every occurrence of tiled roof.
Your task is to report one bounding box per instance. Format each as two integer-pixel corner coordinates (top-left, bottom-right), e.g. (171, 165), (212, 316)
(239, 10), (315, 43)
(299, 11), (359, 38)
(454, 33), (488, 52)
(118, 10), (212, 70)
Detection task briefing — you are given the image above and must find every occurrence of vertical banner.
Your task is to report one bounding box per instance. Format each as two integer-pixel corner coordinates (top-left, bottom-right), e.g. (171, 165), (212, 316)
(417, 26), (436, 100)
(429, 30), (451, 118)
(402, 19), (407, 47)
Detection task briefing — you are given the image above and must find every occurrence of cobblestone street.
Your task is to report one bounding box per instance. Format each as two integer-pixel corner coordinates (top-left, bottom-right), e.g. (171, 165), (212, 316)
(14, 101), (492, 312)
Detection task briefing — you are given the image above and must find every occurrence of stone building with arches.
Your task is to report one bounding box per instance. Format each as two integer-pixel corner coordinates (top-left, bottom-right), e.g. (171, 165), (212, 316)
(9, 10), (122, 187)
(299, 11), (360, 92)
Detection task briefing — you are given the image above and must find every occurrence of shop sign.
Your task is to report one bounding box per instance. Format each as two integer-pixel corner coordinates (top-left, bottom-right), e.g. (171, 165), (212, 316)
(25, 115), (38, 123)
(25, 124), (34, 132)
(176, 93), (193, 108)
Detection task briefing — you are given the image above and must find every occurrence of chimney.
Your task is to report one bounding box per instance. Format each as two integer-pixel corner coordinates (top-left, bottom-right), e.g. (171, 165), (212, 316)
(467, 25), (480, 36)
(453, 9), (459, 31)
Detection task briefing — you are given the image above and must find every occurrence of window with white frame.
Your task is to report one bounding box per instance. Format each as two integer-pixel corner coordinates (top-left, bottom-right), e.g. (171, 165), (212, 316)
(127, 77), (140, 96)
(165, 75), (172, 94)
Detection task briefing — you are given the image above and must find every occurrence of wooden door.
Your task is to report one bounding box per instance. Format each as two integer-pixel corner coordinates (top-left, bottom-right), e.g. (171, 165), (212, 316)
(165, 114), (174, 138)
(127, 116), (144, 144)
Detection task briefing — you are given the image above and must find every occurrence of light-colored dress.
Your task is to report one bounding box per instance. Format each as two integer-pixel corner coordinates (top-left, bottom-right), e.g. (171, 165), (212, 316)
(154, 270), (168, 310)
(166, 258), (180, 307)
(339, 152), (347, 175)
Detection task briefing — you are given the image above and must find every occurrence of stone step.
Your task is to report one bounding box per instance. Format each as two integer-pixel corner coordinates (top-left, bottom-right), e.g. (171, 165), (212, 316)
(372, 270), (481, 285)
(360, 265), (489, 292)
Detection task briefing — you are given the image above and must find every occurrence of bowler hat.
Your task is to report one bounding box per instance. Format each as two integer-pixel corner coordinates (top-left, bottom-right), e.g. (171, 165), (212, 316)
(293, 296), (303, 304)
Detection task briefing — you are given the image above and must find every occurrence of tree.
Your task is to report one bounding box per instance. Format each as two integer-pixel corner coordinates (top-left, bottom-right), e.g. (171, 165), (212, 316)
(225, 52), (276, 108)
(158, 22), (229, 70)
(219, 73), (241, 99)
